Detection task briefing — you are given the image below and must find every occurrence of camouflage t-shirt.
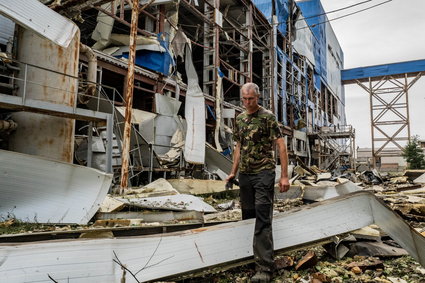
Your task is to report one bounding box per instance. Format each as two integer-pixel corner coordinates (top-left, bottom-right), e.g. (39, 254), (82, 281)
(234, 106), (283, 174)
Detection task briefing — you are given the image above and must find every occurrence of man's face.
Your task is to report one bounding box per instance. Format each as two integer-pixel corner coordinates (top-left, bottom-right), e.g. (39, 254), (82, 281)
(241, 88), (259, 113)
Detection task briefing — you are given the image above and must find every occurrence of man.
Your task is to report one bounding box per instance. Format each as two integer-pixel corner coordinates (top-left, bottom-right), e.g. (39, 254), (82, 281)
(226, 82), (289, 282)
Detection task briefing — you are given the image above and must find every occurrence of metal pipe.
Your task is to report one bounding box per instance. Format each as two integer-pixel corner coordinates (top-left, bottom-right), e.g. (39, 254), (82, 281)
(79, 43), (98, 100)
(106, 114), (113, 174)
(149, 143), (153, 183)
(86, 122), (93, 168)
(120, 0), (139, 191)
(0, 120), (18, 132)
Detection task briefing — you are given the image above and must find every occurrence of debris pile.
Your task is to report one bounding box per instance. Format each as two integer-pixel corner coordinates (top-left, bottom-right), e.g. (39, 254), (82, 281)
(0, 165), (424, 283)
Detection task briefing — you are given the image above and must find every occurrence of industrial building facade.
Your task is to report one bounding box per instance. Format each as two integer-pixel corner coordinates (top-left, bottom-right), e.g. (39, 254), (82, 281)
(0, 0), (355, 186)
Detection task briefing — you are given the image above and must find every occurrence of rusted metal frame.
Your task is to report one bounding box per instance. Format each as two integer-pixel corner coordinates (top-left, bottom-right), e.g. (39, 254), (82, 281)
(372, 87), (407, 121)
(96, 60), (159, 86)
(220, 59), (249, 81)
(157, 5), (166, 34)
(247, 4), (253, 82)
(251, 22), (270, 49)
(406, 72), (423, 90)
(365, 78), (377, 167)
(221, 44), (239, 58)
(120, 0), (139, 191)
(387, 76), (405, 89)
(372, 91), (407, 123)
(94, 6), (154, 37)
(370, 81), (406, 118)
(119, 0), (125, 19)
(222, 73), (242, 87)
(221, 15), (249, 42)
(213, 0), (221, 146)
(373, 86), (403, 95)
(405, 74), (412, 142)
(370, 76), (388, 92)
(133, 84), (156, 93)
(180, 0), (215, 25)
(221, 34), (249, 54)
(374, 124), (407, 154)
(250, 0), (272, 28)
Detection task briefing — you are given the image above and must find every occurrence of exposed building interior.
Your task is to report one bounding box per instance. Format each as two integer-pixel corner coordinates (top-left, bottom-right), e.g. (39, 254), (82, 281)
(0, 0), (355, 187)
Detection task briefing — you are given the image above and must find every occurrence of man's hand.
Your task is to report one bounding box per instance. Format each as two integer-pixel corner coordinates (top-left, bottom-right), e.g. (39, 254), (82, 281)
(226, 173), (236, 183)
(279, 177), (290, 193)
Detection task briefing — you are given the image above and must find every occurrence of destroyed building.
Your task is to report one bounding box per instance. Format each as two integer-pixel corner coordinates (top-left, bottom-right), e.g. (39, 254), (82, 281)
(1, 2), (425, 282)
(0, 0), (355, 188)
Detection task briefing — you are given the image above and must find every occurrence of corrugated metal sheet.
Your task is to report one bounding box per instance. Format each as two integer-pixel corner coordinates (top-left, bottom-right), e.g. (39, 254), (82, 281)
(0, 0), (78, 47)
(0, 149), (113, 224)
(0, 192), (423, 282)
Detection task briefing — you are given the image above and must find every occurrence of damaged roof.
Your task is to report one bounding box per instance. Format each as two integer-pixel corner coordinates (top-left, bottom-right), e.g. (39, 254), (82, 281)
(0, 0), (78, 47)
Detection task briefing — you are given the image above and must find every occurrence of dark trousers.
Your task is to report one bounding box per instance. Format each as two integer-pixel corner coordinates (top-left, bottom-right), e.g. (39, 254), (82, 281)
(239, 169), (275, 273)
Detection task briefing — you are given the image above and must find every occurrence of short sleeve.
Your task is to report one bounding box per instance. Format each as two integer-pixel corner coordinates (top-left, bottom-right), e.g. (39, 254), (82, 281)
(269, 115), (283, 140)
(233, 118), (240, 143)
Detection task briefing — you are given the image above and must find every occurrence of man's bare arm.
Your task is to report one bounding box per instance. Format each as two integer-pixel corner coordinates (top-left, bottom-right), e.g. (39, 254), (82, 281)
(226, 142), (241, 182)
(276, 137), (290, 192)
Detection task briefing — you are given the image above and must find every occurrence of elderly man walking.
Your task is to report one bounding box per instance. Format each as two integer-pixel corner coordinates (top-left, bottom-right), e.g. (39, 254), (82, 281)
(226, 82), (289, 282)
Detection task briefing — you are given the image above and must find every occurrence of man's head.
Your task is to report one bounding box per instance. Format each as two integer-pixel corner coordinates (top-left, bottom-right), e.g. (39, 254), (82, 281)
(241, 83), (260, 114)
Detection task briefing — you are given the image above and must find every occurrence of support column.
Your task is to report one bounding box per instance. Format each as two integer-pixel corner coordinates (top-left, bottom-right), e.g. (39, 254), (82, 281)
(357, 73), (422, 168)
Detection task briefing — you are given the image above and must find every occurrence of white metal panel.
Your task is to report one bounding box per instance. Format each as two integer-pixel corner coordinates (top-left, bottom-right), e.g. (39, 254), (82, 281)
(0, 192), (369, 282)
(0, 150), (113, 224)
(303, 181), (361, 201)
(0, 0), (78, 47)
(155, 93), (181, 116)
(293, 17), (315, 65)
(184, 44), (206, 164)
(325, 21), (343, 98)
(0, 192), (423, 282)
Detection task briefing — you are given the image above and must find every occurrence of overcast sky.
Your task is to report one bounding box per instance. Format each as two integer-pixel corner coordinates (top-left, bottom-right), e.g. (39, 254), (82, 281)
(320, 0), (425, 148)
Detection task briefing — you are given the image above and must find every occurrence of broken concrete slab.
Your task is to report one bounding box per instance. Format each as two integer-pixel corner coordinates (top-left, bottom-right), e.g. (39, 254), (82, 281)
(99, 195), (126, 213)
(125, 178), (179, 197)
(413, 173), (425, 184)
(303, 181), (361, 201)
(0, 149), (113, 224)
(0, 192), (424, 282)
(117, 194), (216, 213)
(346, 241), (408, 257)
(167, 179), (238, 195)
(316, 172), (332, 181)
(404, 170), (425, 182)
(203, 209), (241, 223)
(275, 185), (303, 200)
(351, 225), (382, 241)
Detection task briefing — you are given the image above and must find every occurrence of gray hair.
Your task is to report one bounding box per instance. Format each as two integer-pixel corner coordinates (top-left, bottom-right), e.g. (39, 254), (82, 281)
(241, 82), (260, 96)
